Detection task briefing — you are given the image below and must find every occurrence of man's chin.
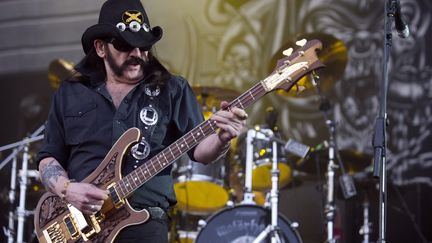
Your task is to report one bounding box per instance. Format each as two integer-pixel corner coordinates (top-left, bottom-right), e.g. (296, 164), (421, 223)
(123, 70), (144, 82)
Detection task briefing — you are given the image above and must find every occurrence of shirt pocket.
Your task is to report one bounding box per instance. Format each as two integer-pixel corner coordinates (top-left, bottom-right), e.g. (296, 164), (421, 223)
(64, 102), (97, 145)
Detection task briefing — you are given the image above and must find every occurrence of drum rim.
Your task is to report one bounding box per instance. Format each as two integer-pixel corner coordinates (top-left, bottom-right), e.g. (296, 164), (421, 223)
(174, 175), (225, 185)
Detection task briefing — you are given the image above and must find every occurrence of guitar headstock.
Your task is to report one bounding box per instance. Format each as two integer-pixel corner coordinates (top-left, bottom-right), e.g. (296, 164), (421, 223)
(262, 39), (325, 93)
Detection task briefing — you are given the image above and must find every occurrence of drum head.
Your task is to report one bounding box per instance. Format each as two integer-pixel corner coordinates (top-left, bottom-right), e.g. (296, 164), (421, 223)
(196, 205), (302, 243)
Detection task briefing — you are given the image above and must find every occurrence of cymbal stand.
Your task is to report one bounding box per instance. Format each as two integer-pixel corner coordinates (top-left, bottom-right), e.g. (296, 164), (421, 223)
(359, 195), (372, 243)
(253, 131), (283, 243)
(0, 124), (45, 243)
(310, 73), (356, 242)
(241, 129), (258, 204)
(16, 143), (32, 243)
(324, 120), (337, 243)
(4, 153), (18, 243)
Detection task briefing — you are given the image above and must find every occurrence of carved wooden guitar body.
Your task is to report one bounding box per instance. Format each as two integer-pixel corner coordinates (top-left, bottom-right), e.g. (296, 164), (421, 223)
(34, 40), (324, 243)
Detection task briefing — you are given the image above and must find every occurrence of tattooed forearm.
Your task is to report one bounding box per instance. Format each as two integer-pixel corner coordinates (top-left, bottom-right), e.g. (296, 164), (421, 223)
(40, 159), (68, 192)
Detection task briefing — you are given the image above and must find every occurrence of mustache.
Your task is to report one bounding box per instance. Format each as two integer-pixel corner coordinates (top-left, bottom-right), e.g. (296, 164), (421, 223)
(122, 56), (146, 67)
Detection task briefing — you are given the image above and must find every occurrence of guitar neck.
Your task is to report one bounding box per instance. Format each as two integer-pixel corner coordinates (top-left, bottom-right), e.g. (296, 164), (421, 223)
(115, 81), (268, 198)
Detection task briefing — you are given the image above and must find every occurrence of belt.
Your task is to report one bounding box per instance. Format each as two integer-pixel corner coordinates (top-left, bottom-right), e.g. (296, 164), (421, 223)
(147, 207), (168, 220)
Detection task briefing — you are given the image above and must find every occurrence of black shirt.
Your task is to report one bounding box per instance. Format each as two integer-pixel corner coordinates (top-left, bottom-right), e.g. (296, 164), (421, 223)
(37, 75), (204, 210)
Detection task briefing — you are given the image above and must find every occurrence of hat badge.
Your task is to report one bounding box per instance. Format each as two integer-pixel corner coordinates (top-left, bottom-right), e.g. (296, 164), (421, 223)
(116, 10), (150, 33)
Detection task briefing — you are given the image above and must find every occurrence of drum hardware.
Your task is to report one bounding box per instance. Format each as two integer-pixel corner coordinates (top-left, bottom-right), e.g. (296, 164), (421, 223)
(0, 125), (45, 243)
(359, 197), (372, 243)
(237, 127), (293, 193)
(252, 133), (309, 243)
(310, 73), (357, 243)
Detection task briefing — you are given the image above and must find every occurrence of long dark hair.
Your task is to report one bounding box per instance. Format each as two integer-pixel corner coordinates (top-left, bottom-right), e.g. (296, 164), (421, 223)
(73, 47), (170, 87)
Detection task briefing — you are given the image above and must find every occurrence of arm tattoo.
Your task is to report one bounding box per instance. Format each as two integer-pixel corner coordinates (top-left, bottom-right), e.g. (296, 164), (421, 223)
(40, 159), (68, 192)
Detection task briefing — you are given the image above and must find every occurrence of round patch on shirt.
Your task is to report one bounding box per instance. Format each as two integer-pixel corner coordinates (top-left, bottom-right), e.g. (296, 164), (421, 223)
(131, 139), (151, 160)
(145, 84), (161, 97)
(140, 106), (158, 126)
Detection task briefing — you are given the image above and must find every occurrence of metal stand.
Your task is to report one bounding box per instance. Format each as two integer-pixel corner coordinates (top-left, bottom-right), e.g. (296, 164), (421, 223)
(359, 196), (372, 243)
(372, 1), (399, 242)
(251, 129), (284, 243)
(240, 129), (259, 205)
(0, 125), (45, 243)
(324, 120), (337, 243)
(309, 72), (356, 242)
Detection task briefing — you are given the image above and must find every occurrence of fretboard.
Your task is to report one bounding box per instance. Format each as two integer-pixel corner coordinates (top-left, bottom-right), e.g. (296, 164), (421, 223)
(114, 81), (268, 198)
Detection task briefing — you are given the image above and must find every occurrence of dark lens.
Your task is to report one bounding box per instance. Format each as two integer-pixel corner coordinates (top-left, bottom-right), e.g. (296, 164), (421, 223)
(110, 39), (134, 52)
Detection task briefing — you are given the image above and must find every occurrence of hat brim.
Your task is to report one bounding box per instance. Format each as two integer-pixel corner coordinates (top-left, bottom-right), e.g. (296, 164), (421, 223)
(82, 23), (163, 54)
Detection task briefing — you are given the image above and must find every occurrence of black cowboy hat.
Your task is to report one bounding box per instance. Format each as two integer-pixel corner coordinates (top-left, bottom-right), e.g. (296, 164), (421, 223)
(81, 0), (163, 54)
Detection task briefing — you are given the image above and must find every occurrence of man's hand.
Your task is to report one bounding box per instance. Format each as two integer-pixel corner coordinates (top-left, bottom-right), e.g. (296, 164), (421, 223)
(211, 101), (248, 143)
(64, 182), (109, 215)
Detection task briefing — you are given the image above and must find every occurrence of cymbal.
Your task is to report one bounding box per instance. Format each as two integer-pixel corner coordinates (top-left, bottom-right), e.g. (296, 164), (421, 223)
(48, 58), (76, 89)
(270, 33), (348, 98)
(192, 86), (240, 108)
(295, 149), (372, 175)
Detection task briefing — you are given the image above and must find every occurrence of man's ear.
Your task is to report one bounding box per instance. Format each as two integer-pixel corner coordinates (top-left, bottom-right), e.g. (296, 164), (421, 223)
(94, 39), (106, 58)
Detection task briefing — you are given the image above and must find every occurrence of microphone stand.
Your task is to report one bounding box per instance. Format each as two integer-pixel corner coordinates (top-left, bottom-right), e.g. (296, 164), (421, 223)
(372, 1), (398, 242)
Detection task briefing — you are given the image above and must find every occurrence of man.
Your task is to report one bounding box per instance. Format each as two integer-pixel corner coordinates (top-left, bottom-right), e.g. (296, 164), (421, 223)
(36, 0), (247, 242)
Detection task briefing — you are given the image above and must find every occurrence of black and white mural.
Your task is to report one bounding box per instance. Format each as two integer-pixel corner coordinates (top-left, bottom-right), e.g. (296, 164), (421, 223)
(186, 0), (432, 188)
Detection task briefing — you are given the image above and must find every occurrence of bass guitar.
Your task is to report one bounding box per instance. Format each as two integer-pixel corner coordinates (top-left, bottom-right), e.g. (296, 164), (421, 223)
(34, 39), (324, 243)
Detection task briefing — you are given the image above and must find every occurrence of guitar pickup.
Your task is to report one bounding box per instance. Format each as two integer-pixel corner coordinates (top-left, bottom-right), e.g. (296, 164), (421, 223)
(108, 183), (125, 208)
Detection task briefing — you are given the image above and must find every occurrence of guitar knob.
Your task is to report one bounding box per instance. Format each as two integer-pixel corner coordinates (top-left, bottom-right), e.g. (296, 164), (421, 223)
(282, 48), (293, 57)
(295, 38), (307, 47)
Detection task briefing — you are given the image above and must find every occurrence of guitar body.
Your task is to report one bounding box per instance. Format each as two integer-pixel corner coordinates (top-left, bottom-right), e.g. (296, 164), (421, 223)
(34, 128), (150, 243)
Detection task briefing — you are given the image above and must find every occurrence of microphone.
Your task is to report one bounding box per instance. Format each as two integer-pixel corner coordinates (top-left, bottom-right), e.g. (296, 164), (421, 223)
(394, 0), (410, 38)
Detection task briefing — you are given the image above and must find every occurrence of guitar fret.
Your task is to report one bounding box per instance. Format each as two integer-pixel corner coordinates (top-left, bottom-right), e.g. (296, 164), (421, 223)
(144, 164), (151, 178)
(190, 132), (198, 143)
(150, 159), (157, 173)
(208, 120), (217, 132)
(125, 176), (132, 190)
(155, 155), (164, 167)
(138, 167), (146, 181)
(249, 90), (256, 100)
(131, 171), (139, 187)
(175, 142), (184, 155)
(182, 137), (190, 149)
(115, 183), (124, 198)
(237, 99), (245, 109)
(198, 126), (207, 138)
(168, 146), (176, 160)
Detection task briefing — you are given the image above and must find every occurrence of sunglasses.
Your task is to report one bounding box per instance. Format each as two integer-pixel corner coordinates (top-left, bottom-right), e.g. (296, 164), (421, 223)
(105, 38), (147, 52)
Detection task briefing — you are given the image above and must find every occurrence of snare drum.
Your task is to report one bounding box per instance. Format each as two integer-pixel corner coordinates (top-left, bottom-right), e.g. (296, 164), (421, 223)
(196, 204), (303, 243)
(173, 155), (229, 215)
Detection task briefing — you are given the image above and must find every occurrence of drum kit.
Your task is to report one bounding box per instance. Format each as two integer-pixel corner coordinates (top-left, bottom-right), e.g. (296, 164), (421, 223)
(169, 33), (375, 243)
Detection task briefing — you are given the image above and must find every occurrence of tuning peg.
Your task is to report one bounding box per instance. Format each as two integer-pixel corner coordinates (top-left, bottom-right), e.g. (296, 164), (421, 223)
(282, 48), (294, 57)
(295, 39), (307, 47)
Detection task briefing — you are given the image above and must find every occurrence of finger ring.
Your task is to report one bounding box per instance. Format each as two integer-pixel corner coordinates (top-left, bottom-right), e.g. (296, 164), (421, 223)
(91, 204), (96, 210)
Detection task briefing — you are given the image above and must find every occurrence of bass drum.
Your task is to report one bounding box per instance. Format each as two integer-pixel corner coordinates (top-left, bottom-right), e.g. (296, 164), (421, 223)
(195, 205), (302, 243)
